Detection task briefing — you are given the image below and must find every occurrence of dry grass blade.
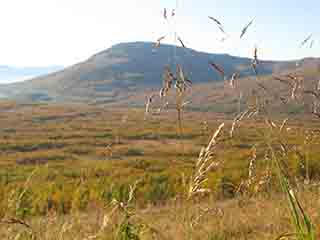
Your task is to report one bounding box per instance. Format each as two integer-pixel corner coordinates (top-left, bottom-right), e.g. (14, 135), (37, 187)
(299, 34), (312, 48)
(312, 111), (320, 118)
(285, 73), (299, 81)
(312, 101), (319, 115)
(251, 46), (259, 76)
(240, 19), (254, 39)
(207, 123), (225, 150)
(309, 39), (314, 48)
(229, 72), (239, 89)
(208, 16), (222, 26)
(86, 198), (125, 240)
(273, 74), (302, 100)
(253, 46), (258, 64)
(160, 65), (176, 98)
(251, 62), (258, 76)
(190, 207), (222, 229)
(1, 218), (36, 239)
(208, 16), (228, 37)
(265, 118), (277, 130)
(58, 221), (73, 240)
(108, 179), (141, 215)
(247, 145), (257, 186)
(154, 35), (166, 48)
(275, 233), (300, 240)
(157, 101), (169, 113)
(209, 61), (225, 79)
(280, 96), (289, 104)
(230, 110), (249, 138)
(218, 25), (226, 34)
(236, 145), (258, 195)
(279, 118), (289, 133)
(220, 36), (228, 42)
(144, 93), (156, 118)
(304, 90), (320, 99)
(171, 9), (175, 17)
(128, 179), (141, 204)
(188, 123), (225, 199)
(163, 8), (167, 20)
(175, 64), (192, 92)
(256, 82), (268, 92)
(1, 218), (32, 230)
(273, 75), (294, 87)
(175, 64), (185, 92)
(291, 82), (299, 100)
(178, 36), (186, 48)
(175, 64), (191, 139)
(181, 100), (191, 108)
(316, 78), (320, 91)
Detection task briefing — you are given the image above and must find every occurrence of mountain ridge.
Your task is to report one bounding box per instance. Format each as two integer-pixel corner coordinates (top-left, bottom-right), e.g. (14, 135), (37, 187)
(0, 42), (318, 103)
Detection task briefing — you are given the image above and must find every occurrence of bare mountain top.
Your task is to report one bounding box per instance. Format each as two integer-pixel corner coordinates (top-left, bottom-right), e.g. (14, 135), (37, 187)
(0, 42), (318, 104)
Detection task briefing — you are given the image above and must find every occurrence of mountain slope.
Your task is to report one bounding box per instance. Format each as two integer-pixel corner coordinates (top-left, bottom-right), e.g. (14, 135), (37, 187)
(0, 42), (314, 103)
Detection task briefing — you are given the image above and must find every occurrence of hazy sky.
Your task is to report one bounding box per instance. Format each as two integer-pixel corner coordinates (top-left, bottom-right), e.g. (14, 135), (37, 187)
(0, 0), (319, 67)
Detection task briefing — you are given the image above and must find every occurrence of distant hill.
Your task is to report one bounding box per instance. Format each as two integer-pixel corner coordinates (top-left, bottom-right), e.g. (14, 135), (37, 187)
(0, 65), (63, 84)
(0, 42), (318, 104)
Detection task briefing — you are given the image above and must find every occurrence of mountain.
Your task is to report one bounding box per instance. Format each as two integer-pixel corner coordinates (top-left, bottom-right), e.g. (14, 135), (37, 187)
(0, 42), (317, 104)
(0, 65), (63, 84)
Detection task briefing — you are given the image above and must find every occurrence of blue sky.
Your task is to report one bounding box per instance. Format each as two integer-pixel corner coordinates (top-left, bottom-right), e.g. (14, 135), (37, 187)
(0, 0), (319, 67)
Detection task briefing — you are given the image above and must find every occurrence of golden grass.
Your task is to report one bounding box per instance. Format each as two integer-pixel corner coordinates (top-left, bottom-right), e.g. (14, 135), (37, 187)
(0, 102), (319, 239)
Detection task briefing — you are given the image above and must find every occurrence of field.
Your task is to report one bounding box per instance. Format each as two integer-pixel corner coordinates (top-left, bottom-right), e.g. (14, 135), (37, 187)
(0, 101), (319, 239)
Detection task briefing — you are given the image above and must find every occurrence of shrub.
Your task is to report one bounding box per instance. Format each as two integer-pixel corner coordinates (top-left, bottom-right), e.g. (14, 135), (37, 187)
(145, 175), (175, 203)
(126, 148), (144, 156)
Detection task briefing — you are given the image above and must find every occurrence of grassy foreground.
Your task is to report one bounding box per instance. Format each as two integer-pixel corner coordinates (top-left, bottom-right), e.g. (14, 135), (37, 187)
(0, 102), (319, 239)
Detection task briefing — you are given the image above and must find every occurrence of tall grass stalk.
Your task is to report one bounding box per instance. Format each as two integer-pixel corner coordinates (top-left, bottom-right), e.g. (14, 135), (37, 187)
(270, 146), (315, 240)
